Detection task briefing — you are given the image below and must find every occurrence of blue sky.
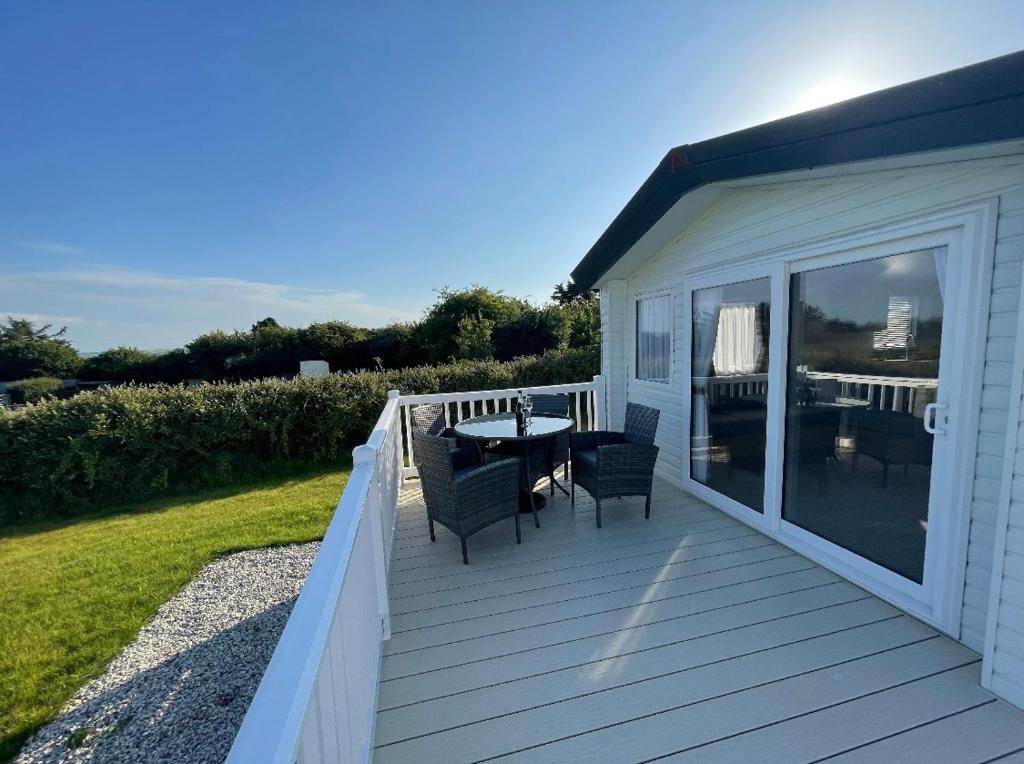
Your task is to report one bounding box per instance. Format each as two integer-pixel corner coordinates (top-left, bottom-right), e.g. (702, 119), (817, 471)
(2, 1), (1023, 351)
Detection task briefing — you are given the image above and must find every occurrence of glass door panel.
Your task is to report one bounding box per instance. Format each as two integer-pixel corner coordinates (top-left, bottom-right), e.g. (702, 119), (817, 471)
(691, 277), (772, 512)
(782, 247), (947, 583)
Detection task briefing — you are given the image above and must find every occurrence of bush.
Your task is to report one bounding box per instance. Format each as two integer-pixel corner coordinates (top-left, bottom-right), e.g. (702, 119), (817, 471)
(6, 377), (64, 404)
(0, 347), (598, 524)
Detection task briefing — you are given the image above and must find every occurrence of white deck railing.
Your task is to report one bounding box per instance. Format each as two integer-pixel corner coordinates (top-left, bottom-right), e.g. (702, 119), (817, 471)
(704, 370), (937, 413)
(398, 375), (606, 478)
(804, 370), (937, 412)
(227, 377), (604, 763)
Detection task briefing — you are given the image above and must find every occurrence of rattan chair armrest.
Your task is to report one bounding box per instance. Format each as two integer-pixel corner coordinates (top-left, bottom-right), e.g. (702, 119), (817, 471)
(570, 430), (626, 450)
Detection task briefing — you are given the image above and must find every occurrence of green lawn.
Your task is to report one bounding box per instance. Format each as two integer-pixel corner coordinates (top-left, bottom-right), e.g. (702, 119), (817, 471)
(0, 464), (349, 762)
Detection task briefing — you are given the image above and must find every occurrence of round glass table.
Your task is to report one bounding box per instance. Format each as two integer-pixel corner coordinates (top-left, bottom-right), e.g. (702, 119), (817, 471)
(454, 413), (573, 513)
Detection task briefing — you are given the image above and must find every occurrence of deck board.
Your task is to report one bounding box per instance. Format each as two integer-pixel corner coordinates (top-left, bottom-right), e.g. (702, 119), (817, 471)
(374, 478), (1024, 763)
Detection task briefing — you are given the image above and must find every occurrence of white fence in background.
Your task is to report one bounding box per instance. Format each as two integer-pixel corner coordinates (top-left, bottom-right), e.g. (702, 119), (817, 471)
(704, 370), (938, 413)
(804, 370), (937, 413)
(226, 391), (403, 764)
(398, 375), (606, 478)
(227, 377), (605, 763)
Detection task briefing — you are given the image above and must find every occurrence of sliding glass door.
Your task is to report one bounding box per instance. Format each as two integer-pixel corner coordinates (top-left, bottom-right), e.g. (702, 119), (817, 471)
(781, 247), (947, 585)
(689, 276), (772, 515)
(680, 207), (991, 629)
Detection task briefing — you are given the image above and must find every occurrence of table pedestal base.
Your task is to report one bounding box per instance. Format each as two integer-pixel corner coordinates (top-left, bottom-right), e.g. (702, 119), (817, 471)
(519, 491), (546, 513)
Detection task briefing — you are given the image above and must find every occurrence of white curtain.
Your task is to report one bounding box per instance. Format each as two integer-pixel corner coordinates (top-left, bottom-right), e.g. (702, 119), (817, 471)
(712, 304), (763, 375)
(637, 295), (672, 382)
(691, 288), (722, 482)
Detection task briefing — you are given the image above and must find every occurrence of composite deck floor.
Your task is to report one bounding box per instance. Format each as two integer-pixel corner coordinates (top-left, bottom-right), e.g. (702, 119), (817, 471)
(373, 477), (1024, 763)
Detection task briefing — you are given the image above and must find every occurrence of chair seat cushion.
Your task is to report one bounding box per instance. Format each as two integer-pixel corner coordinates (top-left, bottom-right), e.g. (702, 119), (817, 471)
(573, 447), (598, 468)
(453, 464), (484, 481)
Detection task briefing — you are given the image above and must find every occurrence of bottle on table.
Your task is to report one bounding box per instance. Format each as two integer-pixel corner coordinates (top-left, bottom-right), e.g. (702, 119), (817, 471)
(515, 389), (525, 435)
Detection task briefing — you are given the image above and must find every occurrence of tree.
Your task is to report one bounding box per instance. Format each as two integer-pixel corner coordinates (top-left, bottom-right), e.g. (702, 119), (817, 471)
(560, 298), (600, 349)
(0, 317), (81, 380)
(491, 304), (563, 361)
(78, 347), (159, 382)
(415, 287), (529, 362)
(186, 330), (251, 379)
(358, 323), (416, 370)
(299, 321), (366, 371)
(0, 318), (69, 342)
(551, 280), (592, 305)
(455, 314), (495, 360)
(251, 317), (280, 332)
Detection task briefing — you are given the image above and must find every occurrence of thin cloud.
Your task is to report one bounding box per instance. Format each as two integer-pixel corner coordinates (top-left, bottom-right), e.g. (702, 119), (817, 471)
(0, 266), (419, 351)
(17, 241), (85, 256)
(0, 311), (84, 326)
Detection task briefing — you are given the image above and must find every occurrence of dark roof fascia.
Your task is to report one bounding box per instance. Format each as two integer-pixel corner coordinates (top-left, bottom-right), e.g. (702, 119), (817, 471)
(571, 50), (1024, 291)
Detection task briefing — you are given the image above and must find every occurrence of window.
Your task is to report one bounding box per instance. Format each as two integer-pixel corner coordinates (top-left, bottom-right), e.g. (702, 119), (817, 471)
(636, 294), (672, 383)
(690, 278), (771, 512)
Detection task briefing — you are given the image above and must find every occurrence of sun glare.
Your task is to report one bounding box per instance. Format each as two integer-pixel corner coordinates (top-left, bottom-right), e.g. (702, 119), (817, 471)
(790, 75), (870, 114)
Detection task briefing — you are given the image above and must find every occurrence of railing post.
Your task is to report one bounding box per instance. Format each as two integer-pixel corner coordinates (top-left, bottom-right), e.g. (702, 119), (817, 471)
(389, 391), (402, 491)
(592, 374), (606, 431)
(355, 443), (391, 640)
(386, 390), (402, 563)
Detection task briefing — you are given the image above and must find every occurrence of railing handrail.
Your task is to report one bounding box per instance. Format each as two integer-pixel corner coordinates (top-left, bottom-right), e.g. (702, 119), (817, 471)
(397, 379), (596, 405)
(804, 370), (938, 386)
(226, 393), (401, 764)
(698, 371), (938, 387)
(397, 376), (605, 478)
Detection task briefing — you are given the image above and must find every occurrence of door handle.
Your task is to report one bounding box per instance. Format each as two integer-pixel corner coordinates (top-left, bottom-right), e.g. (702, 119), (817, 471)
(924, 402), (948, 436)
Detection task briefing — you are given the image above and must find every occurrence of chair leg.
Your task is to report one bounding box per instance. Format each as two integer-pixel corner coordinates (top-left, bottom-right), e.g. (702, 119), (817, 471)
(550, 471), (555, 496)
(645, 494), (651, 520)
(595, 497), (602, 529)
(514, 512), (522, 544)
(570, 472), (576, 505)
(429, 517), (436, 542)
(529, 490), (540, 529)
(461, 538), (469, 565)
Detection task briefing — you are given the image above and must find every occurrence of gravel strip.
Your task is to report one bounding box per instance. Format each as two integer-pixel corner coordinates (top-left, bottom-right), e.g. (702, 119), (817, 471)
(15, 542), (319, 764)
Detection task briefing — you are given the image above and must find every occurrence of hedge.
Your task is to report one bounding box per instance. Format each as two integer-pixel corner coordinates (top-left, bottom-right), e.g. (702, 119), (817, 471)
(0, 347), (598, 524)
(5, 377), (64, 404)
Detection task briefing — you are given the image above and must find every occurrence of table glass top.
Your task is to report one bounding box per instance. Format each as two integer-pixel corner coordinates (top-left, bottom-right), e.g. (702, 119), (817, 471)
(453, 413), (573, 440)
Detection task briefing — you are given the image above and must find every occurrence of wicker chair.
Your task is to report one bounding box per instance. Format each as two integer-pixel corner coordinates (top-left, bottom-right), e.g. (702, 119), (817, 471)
(570, 402), (660, 528)
(410, 402), (456, 439)
(531, 394), (571, 494)
(413, 431), (520, 564)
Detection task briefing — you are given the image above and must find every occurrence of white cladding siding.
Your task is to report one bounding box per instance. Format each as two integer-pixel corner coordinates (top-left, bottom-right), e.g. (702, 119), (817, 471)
(600, 280), (628, 431)
(985, 192), (1024, 708)
(602, 156), (1024, 652)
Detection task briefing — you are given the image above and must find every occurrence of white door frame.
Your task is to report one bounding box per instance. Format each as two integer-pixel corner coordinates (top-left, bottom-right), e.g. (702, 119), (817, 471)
(681, 263), (778, 531)
(678, 200), (997, 635)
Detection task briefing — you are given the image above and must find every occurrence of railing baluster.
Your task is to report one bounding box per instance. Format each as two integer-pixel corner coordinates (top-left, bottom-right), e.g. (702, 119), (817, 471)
(401, 404), (413, 470)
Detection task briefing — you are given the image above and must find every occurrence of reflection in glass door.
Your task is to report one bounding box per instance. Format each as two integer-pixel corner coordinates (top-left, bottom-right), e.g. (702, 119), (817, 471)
(690, 277), (771, 512)
(782, 247), (946, 583)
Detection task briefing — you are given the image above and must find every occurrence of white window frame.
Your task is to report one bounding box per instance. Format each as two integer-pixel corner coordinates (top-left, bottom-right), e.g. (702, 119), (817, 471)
(676, 200), (996, 635)
(633, 290), (674, 386)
